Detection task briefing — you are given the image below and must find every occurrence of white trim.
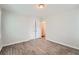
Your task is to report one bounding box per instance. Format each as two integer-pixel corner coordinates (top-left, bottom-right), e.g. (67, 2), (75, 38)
(3, 38), (40, 47)
(0, 47), (2, 51)
(3, 39), (33, 47)
(46, 37), (79, 50)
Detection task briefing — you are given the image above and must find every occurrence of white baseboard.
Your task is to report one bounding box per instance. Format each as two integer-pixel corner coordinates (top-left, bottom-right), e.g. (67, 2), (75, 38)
(3, 38), (40, 47)
(0, 47), (2, 51)
(46, 37), (79, 50)
(3, 39), (33, 47)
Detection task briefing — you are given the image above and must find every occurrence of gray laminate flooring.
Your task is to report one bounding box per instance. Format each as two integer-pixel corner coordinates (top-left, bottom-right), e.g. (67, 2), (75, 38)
(0, 39), (79, 55)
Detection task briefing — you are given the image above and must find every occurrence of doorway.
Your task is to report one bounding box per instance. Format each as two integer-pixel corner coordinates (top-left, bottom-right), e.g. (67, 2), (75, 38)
(40, 21), (46, 39)
(34, 18), (46, 40)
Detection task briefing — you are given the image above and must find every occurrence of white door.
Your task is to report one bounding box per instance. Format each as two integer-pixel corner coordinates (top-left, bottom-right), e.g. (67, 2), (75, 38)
(35, 19), (41, 39)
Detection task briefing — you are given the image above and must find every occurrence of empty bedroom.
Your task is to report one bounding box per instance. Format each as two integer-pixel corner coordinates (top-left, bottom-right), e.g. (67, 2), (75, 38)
(0, 4), (79, 55)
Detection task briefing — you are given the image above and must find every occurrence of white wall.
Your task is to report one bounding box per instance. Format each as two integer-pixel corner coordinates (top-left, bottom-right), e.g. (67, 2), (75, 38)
(0, 9), (2, 51)
(2, 8), (79, 50)
(46, 9), (79, 49)
(2, 11), (38, 46)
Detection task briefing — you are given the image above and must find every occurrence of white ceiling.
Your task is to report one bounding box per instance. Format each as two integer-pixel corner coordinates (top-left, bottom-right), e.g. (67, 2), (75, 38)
(0, 4), (79, 16)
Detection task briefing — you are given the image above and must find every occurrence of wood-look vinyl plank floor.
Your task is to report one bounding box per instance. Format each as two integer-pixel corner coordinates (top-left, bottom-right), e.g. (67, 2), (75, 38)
(0, 39), (79, 55)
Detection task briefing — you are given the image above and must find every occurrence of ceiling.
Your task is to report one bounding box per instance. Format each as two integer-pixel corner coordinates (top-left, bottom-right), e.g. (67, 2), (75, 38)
(0, 4), (79, 16)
